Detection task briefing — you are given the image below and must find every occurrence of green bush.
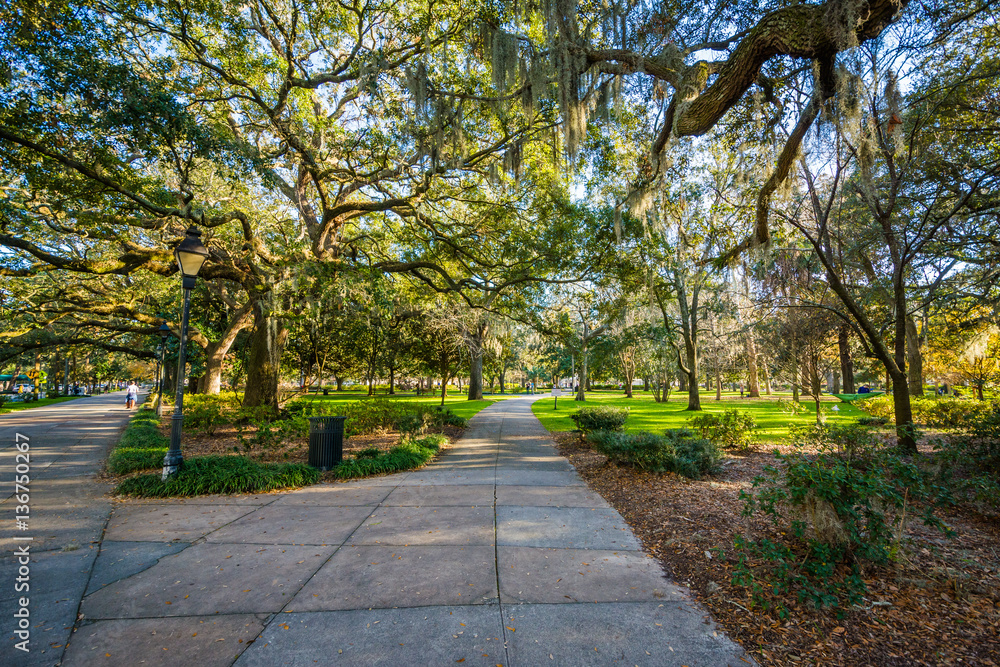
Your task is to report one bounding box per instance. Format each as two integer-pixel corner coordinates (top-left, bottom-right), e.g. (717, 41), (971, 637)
(790, 422), (881, 459)
(734, 426), (951, 611)
(589, 428), (720, 479)
(108, 408), (169, 474)
(115, 456), (320, 497)
(932, 410), (1000, 512)
(861, 395), (992, 429)
(234, 414), (309, 456)
(688, 409), (757, 451)
(856, 415), (889, 427)
(570, 406), (629, 434)
(186, 399), (224, 435)
(288, 398), (466, 436)
(590, 430), (675, 471)
(330, 434), (447, 479)
(666, 428), (724, 479)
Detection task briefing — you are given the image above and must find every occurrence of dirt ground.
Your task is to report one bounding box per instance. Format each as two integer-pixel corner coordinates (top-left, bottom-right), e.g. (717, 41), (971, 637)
(553, 433), (1000, 666)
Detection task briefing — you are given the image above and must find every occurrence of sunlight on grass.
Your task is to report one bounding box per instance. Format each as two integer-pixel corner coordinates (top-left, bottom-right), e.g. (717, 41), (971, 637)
(531, 390), (869, 444)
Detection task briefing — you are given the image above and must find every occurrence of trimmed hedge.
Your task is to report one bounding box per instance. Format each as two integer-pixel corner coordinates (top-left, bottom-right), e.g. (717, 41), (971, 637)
(108, 408), (169, 474)
(115, 456), (320, 497)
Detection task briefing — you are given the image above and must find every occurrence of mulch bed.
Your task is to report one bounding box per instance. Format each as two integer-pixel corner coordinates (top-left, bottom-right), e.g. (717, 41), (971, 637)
(553, 432), (1000, 666)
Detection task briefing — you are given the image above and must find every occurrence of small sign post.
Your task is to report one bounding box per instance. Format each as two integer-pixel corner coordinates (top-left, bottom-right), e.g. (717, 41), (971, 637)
(551, 385), (562, 409)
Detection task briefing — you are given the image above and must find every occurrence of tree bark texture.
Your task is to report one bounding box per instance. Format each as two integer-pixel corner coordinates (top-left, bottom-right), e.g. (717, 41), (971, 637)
(905, 314), (924, 396)
(838, 325), (855, 393)
(243, 303), (286, 410)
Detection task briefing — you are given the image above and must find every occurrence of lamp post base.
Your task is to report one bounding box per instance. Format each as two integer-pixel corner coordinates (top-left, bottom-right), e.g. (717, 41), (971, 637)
(161, 450), (183, 481)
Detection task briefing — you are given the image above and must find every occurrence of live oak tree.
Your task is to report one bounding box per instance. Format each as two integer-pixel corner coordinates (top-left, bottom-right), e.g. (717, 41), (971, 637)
(778, 25), (1000, 451)
(1, 0), (555, 407)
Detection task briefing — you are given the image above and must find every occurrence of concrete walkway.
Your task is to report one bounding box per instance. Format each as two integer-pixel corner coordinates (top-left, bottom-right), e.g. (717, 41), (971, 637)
(8, 395), (751, 666)
(1, 391), (145, 666)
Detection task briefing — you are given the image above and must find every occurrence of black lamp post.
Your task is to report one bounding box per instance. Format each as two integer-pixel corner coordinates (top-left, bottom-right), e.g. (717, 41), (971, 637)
(155, 321), (171, 419)
(162, 226), (209, 480)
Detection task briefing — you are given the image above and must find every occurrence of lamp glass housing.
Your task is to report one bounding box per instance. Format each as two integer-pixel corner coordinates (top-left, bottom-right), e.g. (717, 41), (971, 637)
(174, 226), (209, 278)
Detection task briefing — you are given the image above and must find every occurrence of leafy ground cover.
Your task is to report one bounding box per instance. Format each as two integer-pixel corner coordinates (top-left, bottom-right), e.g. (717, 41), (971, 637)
(533, 391), (867, 444)
(541, 396), (1000, 665)
(116, 456), (320, 497)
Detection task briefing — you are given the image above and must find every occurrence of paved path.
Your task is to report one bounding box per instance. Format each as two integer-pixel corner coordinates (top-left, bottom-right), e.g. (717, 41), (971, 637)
(0, 391), (145, 666)
(6, 395), (751, 666)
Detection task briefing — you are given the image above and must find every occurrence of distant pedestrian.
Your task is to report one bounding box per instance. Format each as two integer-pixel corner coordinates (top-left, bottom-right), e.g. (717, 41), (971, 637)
(126, 381), (139, 409)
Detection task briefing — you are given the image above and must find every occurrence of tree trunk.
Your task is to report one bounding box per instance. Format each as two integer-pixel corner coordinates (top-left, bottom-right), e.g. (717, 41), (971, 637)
(467, 323), (486, 401)
(715, 354), (722, 401)
(243, 303), (285, 410)
(790, 335), (800, 403)
(745, 334), (761, 397)
(683, 343), (701, 411)
(905, 314), (924, 396)
(576, 323), (589, 402)
(335, 375), (344, 391)
(198, 352), (224, 394)
(499, 368), (507, 394)
(891, 369), (917, 452)
(838, 325), (855, 393)
(832, 370), (841, 394)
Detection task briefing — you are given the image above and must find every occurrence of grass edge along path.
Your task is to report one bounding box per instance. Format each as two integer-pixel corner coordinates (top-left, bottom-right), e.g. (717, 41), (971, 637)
(532, 391), (869, 444)
(0, 395), (85, 413)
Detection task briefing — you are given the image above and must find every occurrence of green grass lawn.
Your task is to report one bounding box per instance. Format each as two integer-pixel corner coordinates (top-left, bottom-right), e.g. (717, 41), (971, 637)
(292, 391), (496, 421)
(531, 390), (869, 444)
(0, 395), (85, 413)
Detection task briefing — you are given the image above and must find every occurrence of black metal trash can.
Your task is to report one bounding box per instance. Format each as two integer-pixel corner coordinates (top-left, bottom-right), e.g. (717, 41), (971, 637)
(308, 416), (346, 470)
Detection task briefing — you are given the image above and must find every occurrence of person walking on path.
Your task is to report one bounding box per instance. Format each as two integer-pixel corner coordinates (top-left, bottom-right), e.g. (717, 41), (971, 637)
(125, 380), (139, 409)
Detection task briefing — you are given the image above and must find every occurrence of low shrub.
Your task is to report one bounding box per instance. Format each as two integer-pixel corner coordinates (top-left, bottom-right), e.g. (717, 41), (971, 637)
(590, 430), (674, 471)
(860, 395), (992, 429)
(933, 410), (1000, 513)
(790, 422), (881, 460)
(115, 456), (320, 497)
(589, 428), (720, 479)
(234, 414), (309, 456)
(570, 406), (629, 435)
(734, 425), (951, 612)
(856, 415), (889, 427)
(666, 428), (724, 479)
(287, 398), (467, 436)
(688, 409), (757, 451)
(108, 408), (168, 474)
(330, 434), (447, 479)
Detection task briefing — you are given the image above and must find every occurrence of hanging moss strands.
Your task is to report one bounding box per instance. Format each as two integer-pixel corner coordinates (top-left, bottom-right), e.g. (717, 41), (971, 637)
(490, 29), (519, 92)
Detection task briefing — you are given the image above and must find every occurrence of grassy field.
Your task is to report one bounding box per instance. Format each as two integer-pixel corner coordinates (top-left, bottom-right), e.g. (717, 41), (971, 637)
(0, 395), (84, 413)
(291, 391), (497, 421)
(531, 390), (871, 444)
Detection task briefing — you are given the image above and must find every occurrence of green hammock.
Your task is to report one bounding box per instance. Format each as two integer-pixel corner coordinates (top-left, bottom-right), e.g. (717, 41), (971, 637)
(832, 391), (885, 403)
